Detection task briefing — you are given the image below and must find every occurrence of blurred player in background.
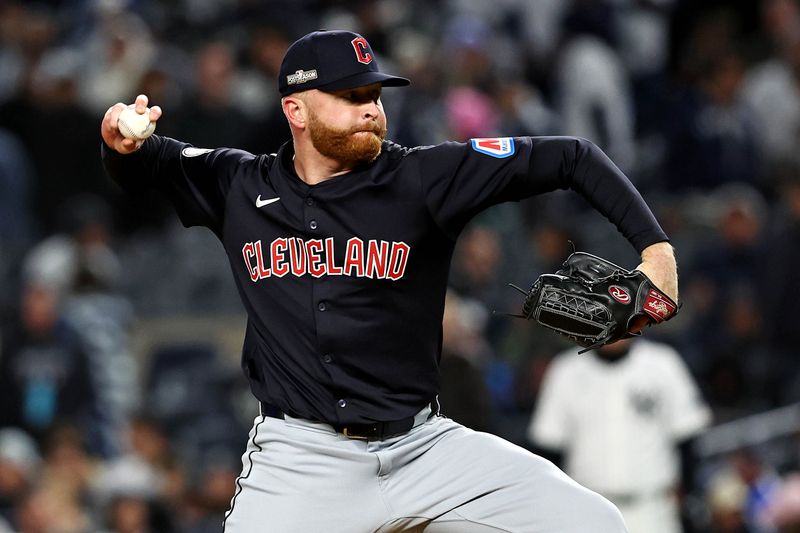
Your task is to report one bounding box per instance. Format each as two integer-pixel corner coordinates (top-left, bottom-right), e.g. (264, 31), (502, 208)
(529, 338), (711, 533)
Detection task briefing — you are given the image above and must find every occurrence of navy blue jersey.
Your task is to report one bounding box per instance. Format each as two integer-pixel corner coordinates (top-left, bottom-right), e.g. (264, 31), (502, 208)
(102, 135), (667, 425)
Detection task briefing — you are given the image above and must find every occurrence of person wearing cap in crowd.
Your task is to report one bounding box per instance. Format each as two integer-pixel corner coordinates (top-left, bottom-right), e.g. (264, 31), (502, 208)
(100, 29), (679, 532)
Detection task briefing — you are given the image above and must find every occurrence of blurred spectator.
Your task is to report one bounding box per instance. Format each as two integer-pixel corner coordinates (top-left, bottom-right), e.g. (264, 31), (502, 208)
(0, 46), (113, 233)
(141, 340), (249, 491)
(741, 38), (800, 172)
(115, 221), (242, 316)
(0, 4), (28, 103)
(78, 2), (156, 114)
(702, 288), (773, 416)
(380, 26), (448, 146)
(92, 415), (182, 532)
(758, 0), (800, 56)
(664, 46), (761, 192)
(38, 425), (96, 521)
(170, 40), (249, 148)
(741, 0), (800, 170)
(681, 184), (771, 417)
(444, 86), (499, 141)
(0, 282), (98, 444)
(763, 161), (800, 404)
(438, 290), (493, 433)
(0, 428), (39, 529)
(734, 449), (783, 532)
(705, 468), (749, 533)
(13, 485), (91, 533)
(21, 194), (137, 457)
(763, 472), (800, 532)
(555, 34), (637, 173)
(493, 80), (561, 138)
(613, 0), (678, 189)
(5, 424), (98, 533)
(529, 338), (711, 533)
(104, 495), (153, 533)
(614, 0), (677, 80)
(441, 15), (495, 88)
(0, 129), (36, 303)
(519, 0), (572, 69)
(448, 223), (514, 347)
(22, 194), (120, 294)
(449, 224), (504, 302)
(235, 24), (289, 119)
(180, 458), (239, 533)
(240, 25), (292, 155)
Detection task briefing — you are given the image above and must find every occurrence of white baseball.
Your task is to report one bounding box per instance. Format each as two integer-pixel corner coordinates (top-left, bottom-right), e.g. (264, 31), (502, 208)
(117, 106), (156, 141)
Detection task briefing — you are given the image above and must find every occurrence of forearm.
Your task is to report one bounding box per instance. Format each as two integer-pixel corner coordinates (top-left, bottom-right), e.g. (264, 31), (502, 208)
(636, 241), (678, 302)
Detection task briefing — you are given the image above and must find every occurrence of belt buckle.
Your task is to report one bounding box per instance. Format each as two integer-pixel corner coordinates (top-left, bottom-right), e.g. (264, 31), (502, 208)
(341, 427), (372, 440)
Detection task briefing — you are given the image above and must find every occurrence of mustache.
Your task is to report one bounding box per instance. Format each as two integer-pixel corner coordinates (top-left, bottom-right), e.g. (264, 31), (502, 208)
(349, 122), (384, 135)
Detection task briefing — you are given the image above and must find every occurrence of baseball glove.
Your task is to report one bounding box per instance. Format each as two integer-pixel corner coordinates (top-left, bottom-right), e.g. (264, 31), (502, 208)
(512, 252), (678, 353)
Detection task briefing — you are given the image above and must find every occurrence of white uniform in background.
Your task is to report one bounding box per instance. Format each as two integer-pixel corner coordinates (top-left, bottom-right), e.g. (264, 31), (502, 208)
(529, 339), (712, 533)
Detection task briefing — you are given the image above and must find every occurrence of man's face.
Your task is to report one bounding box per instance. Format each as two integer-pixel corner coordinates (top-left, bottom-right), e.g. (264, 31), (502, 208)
(305, 83), (388, 166)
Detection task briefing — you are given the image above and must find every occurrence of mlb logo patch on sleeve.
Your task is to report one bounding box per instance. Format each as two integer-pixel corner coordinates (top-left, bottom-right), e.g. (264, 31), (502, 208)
(470, 138), (515, 158)
(182, 147), (214, 158)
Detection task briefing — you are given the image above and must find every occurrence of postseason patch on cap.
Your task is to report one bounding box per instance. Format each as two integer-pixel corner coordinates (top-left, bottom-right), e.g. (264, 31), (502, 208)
(287, 69), (318, 86)
(470, 137), (515, 158)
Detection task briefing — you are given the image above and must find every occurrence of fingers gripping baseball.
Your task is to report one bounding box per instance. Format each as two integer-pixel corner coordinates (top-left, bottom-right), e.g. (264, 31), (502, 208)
(101, 94), (162, 154)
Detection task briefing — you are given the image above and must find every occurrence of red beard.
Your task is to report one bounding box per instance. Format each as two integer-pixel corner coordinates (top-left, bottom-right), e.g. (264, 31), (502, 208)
(307, 108), (387, 166)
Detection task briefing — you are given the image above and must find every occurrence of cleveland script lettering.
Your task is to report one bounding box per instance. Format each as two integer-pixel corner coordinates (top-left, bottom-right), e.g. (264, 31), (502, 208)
(241, 237), (411, 281)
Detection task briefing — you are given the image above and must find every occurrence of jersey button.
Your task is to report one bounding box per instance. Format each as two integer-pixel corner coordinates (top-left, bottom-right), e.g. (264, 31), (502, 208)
(318, 302), (327, 311)
(306, 198), (314, 206)
(309, 220), (318, 230)
(322, 354), (333, 363)
(337, 399), (347, 408)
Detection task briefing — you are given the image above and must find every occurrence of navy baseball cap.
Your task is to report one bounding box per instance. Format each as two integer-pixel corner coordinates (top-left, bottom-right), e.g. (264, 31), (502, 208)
(278, 30), (410, 96)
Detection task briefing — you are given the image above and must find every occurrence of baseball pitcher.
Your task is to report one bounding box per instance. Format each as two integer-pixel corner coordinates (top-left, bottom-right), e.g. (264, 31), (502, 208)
(100, 30), (679, 532)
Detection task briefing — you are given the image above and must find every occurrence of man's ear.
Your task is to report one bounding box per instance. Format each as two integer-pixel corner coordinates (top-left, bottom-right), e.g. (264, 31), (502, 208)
(282, 95), (307, 130)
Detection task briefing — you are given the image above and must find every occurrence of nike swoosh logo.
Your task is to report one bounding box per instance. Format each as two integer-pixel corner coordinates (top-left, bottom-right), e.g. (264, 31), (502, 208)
(256, 195), (280, 208)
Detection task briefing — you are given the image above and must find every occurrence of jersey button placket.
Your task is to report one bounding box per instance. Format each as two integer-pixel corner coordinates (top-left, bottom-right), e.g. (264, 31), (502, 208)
(304, 195), (318, 231)
(305, 196), (336, 390)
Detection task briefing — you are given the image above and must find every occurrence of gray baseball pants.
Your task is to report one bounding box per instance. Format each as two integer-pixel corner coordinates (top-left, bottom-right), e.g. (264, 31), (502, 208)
(223, 406), (627, 532)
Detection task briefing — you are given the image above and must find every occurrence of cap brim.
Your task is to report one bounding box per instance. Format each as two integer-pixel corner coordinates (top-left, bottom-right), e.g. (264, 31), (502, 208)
(319, 71), (410, 92)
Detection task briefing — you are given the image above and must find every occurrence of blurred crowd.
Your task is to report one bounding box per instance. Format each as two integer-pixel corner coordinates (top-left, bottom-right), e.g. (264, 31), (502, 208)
(2, 0), (800, 531)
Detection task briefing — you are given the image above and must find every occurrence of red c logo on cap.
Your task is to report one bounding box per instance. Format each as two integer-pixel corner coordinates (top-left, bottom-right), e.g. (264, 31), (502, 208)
(352, 37), (373, 64)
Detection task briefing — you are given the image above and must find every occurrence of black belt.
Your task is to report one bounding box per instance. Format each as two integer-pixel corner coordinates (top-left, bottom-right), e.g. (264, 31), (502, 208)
(259, 402), (435, 441)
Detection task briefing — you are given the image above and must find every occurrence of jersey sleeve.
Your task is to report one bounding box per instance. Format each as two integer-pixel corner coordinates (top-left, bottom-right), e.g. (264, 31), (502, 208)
(101, 136), (255, 235)
(659, 347), (712, 440)
(417, 136), (668, 252)
(528, 354), (573, 449)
